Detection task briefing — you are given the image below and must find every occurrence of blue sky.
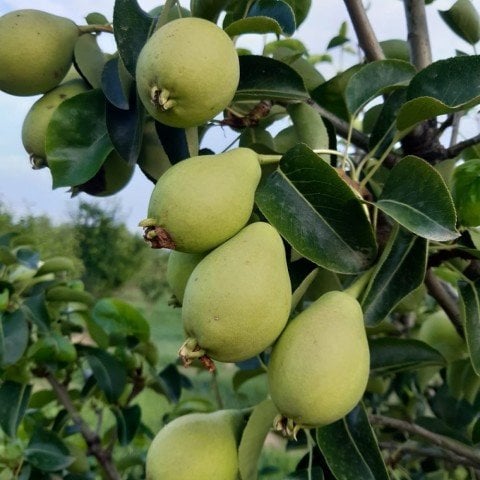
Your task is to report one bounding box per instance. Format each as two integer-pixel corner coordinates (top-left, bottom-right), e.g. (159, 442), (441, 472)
(0, 0), (473, 231)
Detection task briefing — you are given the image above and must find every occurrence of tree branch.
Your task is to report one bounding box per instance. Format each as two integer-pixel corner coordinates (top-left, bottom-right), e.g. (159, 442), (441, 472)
(46, 372), (121, 480)
(403, 0), (432, 70)
(445, 133), (480, 159)
(343, 0), (385, 62)
(370, 414), (480, 468)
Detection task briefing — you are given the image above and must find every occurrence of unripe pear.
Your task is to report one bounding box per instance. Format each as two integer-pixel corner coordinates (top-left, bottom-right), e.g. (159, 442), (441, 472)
(136, 17), (239, 128)
(146, 409), (243, 480)
(267, 291), (370, 433)
(140, 147), (261, 253)
(0, 9), (79, 96)
(22, 79), (89, 167)
(166, 251), (207, 304)
(179, 222), (291, 369)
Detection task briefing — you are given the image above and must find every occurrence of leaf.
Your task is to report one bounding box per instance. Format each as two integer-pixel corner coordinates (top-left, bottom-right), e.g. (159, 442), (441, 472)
(458, 280), (480, 375)
(46, 89), (113, 188)
(157, 363), (193, 402)
(25, 428), (73, 472)
(23, 295), (51, 332)
(281, 0), (311, 27)
(191, 0), (230, 22)
(287, 102), (329, 150)
(238, 399), (279, 480)
(85, 12), (110, 25)
(224, 16), (284, 37)
(397, 56), (480, 131)
(451, 159), (480, 227)
(101, 56), (132, 110)
(154, 122), (192, 165)
(232, 368), (266, 392)
(316, 403), (389, 480)
(345, 60), (415, 116)
(0, 381), (31, 438)
(112, 405), (141, 446)
(113, 0), (154, 77)
(376, 156), (459, 241)
(74, 34), (105, 89)
(255, 144), (377, 274)
(361, 226), (427, 326)
(248, 0), (296, 35)
(91, 298), (150, 345)
(369, 337), (446, 374)
(439, 0), (480, 45)
(16, 248), (40, 269)
(235, 55), (309, 102)
(0, 309), (29, 367)
(83, 346), (127, 403)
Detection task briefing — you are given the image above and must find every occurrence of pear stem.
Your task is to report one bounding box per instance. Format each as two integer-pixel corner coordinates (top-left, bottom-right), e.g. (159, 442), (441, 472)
(78, 24), (114, 34)
(156, 0), (178, 31)
(257, 149), (347, 166)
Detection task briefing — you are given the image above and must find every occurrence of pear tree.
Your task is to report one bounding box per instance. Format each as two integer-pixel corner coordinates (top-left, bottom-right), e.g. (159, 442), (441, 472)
(3, 1), (480, 479)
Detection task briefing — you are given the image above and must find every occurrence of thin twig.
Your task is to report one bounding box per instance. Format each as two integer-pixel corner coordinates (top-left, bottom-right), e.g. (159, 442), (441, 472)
(370, 414), (480, 468)
(343, 0), (385, 61)
(78, 24), (114, 34)
(445, 133), (480, 159)
(403, 0), (432, 70)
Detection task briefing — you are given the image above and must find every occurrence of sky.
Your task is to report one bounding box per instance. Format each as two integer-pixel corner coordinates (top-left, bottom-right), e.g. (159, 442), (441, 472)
(0, 0), (476, 231)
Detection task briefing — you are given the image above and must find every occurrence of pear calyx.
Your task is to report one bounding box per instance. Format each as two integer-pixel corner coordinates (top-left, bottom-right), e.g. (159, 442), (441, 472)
(273, 414), (301, 440)
(178, 337), (216, 372)
(139, 219), (176, 250)
(151, 86), (176, 112)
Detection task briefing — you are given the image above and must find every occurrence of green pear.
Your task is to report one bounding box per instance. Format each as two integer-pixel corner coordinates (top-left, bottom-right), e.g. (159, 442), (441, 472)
(140, 147), (261, 253)
(267, 290), (370, 433)
(136, 17), (239, 128)
(146, 409), (243, 480)
(0, 9), (79, 96)
(179, 222), (291, 368)
(167, 251), (207, 304)
(22, 79), (89, 167)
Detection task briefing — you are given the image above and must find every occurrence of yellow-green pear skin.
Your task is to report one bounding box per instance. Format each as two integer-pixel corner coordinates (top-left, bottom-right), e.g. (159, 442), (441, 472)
(267, 291), (370, 428)
(21, 79), (89, 166)
(181, 222), (292, 364)
(143, 147), (261, 253)
(0, 10), (79, 96)
(145, 410), (242, 480)
(167, 251), (207, 304)
(136, 17), (239, 128)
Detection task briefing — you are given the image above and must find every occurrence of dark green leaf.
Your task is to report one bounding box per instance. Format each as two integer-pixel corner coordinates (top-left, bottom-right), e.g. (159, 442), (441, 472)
(232, 368), (266, 392)
(25, 428), (73, 472)
(345, 60), (415, 115)
(101, 57), (132, 110)
(155, 121), (194, 165)
(369, 337), (446, 374)
(74, 34), (105, 89)
(191, 0), (230, 22)
(417, 416), (471, 445)
(380, 39), (410, 62)
(439, 0), (480, 45)
(316, 403), (388, 480)
(327, 35), (349, 49)
(112, 405), (141, 445)
(238, 399), (279, 480)
(361, 226), (427, 326)
(287, 102), (329, 150)
(157, 363), (193, 402)
(235, 55), (309, 102)
(224, 16), (283, 37)
(16, 248), (39, 269)
(46, 89), (113, 188)
(376, 156), (459, 241)
(83, 346), (127, 403)
(451, 159), (480, 227)
(0, 381), (31, 438)
(0, 309), (29, 367)
(458, 280), (480, 375)
(85, 12), (109, 25)
(397, 56), (480, 130)
(113, 0), (154, 76)
(23, 295), (51, 332)
(281, 0), (311, 27)
(255, 144), (377, 274)
(248, 0), (296, 35)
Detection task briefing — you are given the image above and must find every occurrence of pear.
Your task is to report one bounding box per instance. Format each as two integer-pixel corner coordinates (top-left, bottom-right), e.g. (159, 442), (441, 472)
(136, 17), (239, 128)
(140, 147), (261, 253)
(0, 9), (79, 96)
(267, 290), (369, 433)
(146, 409), (244, 480)
(167, 251), (207, 305)
(179, 222), (292, 368)
(22, 79), (89, 167)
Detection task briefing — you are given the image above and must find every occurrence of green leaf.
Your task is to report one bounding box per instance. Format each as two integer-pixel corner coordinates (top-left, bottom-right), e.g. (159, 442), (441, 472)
(280, 0), (311, 27)
(101, 56), (132, 110)
(0, 309), (29, 367)
(316, 403), (389, 480)
(46, 89), (113, 188)
(451, 159), (480, 227)
(369, 337), (446, 374)
(397, 55), (480, 131)
(157, 363), (193, 402)
(191, 0), (230, 22)
(73, 34), (105, 89)
(376, 156), (459, 241)
(235, 55), (309, 102)
(232, 368), (266, 392)
(238, 399), (278, 480)
(345, 60), (415, 115)
(327, 34), (349, 49)
(113, 0), (154, 77)
(287, 102), (329, 150)
(85, 12), (109, 25)
(112, 405), (141, 446)
(83, 346), (127, 403)
(248, 0), (296, 35)
(379, 39), (410, 62)
(0, 381), (31, 438)
(91, 297), (150, 345)
(361, 226), (427, 326)
(458, 280), (480, 375)
(439, 0), (480, 45)
(255, 144), (377, 274)
(224, 16), (283, 37)
(25, 428), (73, 472)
